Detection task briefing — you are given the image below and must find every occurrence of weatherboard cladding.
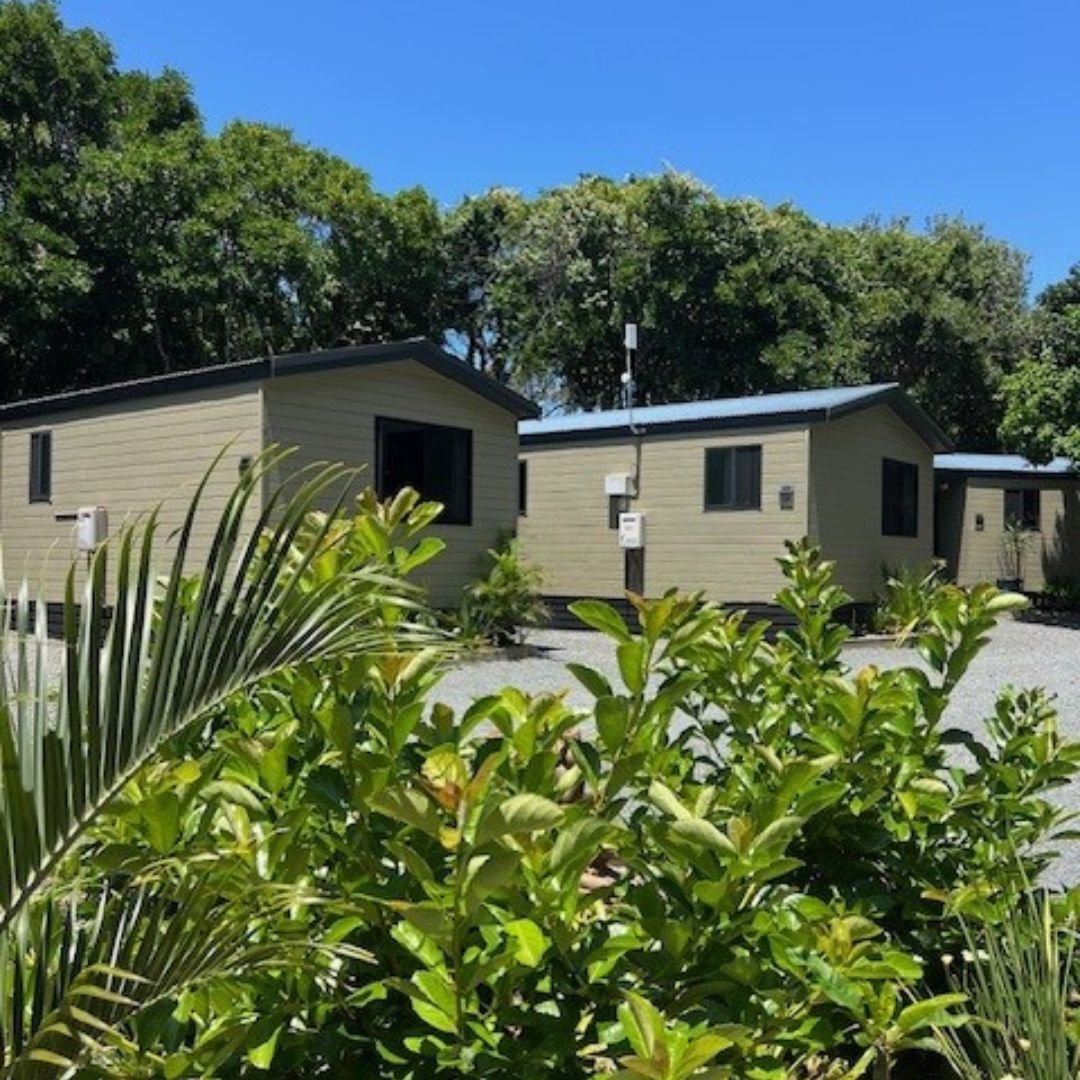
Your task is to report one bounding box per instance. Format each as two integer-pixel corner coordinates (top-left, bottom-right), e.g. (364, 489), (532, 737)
(520, 383), (952, 451)
(0, 338), (539, 423)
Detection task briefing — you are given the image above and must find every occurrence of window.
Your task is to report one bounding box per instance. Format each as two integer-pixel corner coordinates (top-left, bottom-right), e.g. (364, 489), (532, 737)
(704, 445), (762, 510)
(881, 458), (918, 537)
(29, 431), (51, 503)
(376, 417), (472, 525)
(608, 495), (628, 529)
(1004, 488), (1040, 531)
(518, 460), (527, 516)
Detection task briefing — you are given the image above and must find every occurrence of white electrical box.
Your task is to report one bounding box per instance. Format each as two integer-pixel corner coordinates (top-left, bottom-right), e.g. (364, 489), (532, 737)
(605, 472), (636, 497)
(618, 511), (645, 549)
(76, 506), (108, 552)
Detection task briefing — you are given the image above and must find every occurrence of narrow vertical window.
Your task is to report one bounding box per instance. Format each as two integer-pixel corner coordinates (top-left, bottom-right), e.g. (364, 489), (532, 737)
(29, 431), (51, 503)
(881, 458), (918, 537)
(518, 460), (528, 515)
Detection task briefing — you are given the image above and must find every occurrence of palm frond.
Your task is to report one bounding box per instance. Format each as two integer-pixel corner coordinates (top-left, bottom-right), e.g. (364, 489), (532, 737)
(0, 449), (439, 1072)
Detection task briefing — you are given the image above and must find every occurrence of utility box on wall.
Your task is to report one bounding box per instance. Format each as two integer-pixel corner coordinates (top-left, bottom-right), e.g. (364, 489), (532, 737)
(618, 511), (645, 549)
(76, 506), (108, 552)
(604, 472), (636, 497)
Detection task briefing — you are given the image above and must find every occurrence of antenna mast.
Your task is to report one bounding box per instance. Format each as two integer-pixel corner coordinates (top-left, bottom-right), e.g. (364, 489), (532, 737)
(621, 323), (642, 434)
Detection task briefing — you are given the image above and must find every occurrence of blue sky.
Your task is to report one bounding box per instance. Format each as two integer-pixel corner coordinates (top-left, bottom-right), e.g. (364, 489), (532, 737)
(61, 0), (1079, 293)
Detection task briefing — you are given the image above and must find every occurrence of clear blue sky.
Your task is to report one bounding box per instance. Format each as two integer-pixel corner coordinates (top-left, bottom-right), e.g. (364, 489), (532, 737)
(61, 0), (1079, 293)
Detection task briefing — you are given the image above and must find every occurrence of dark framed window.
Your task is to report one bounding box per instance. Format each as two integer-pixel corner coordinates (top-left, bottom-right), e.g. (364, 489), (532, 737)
(29, 431), (51, 503)
(376, 416), (472, 525)
(1004, 488), (1040, 531)
(704, 445), (761, 510)
(881, 458), (918, 537)
(518, 460), (527, 516)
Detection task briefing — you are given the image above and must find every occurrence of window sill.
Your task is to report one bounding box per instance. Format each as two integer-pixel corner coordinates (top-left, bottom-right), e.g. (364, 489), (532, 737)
(704, 505), (762, 513)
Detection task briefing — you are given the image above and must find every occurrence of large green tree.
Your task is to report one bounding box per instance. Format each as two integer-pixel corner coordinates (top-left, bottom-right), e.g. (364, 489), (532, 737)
(446, 175), (1028, 447)
(0, 0), (1043, 453)
(997, 264), (1080, 466)
(0, 0), (443, 399)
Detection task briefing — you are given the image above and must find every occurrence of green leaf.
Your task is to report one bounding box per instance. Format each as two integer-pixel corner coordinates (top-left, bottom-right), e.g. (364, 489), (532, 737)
(670, 818), (738, 857)
(372, 786), (442, 837)
(476, 793), (564, 843)
(505, 919), (550, 967)
(596, 696), (629, 751)
(566, 662), (613, 698)
(246, 1024), (280, 1070)
(648, 780), (692, 821)
(896, 994), (968, 1033)
(568, 600), (631, 641)
(142, 792), (181, 854)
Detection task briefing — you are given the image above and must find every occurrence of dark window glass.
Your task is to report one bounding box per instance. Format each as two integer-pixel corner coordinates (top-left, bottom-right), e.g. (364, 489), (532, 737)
(29, 431), (51, 503)
(1004, 488), (1040, 530)
(518, 460), (527, 515)
(376, 417), (472, 525)
(881, 458), (918, 537)
(704, 445), (762, 510)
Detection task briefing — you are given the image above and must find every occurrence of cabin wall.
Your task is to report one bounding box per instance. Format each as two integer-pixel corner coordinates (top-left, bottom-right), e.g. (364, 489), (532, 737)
(0, 384), (263, 602)
(808, 404), (935, 599)
(518, 425), (810, 603)
(263, 360), (519, 607)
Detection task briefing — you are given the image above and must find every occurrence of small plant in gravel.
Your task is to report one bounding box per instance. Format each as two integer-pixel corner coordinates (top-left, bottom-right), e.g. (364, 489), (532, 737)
(873, 558), (949, 635)
(457, 533), (547, 646)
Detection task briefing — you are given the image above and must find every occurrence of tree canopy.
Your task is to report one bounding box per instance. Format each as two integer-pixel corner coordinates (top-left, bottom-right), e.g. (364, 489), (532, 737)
(0, 0), (1070, 455)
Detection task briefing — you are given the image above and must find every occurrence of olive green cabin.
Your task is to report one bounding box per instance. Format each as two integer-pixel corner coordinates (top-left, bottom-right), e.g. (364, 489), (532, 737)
(934, 454), (1080, 592)
(518, 384), (952, 610)
(0, 339), (537, 611)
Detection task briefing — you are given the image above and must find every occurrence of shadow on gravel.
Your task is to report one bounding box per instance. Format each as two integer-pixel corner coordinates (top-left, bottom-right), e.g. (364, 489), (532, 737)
(1016, 609), (1080, 630)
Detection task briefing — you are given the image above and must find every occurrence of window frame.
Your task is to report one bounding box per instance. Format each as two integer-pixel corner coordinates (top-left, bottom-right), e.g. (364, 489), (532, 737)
(1004, 487), (1040, 532)
(29, 430), (52, 504)
(703, 444), (762, 512)
(881, 457), (919, 538)
(375, 416), (473, 526)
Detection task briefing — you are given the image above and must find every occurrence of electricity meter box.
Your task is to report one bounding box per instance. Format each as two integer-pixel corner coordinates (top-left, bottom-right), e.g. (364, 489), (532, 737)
(76, 506), (108, 552)
(604, 472), (636, 497)
(618, 511), (645, 549)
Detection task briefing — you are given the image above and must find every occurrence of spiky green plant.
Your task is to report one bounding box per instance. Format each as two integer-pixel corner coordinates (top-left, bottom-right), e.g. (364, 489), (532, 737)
(0, 449), (435, 1077)
(935, 887), (1080, 1080)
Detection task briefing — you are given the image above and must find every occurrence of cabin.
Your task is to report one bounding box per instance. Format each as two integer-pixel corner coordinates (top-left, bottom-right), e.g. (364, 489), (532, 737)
(517, 383), (952, 615)
(0, 339), (537, 611)
(934, 454), (1080, 591)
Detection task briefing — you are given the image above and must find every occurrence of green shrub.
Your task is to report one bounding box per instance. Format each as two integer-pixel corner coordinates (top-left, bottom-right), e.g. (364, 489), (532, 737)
(29, 493), (1078, 1078)
(873, 558), (948, 635)
(1041, 576), (1080, 611)
(457, 534), (547, 645)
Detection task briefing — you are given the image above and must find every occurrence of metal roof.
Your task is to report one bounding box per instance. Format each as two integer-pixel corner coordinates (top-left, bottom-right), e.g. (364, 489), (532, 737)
(0, 338), (540, 423)
(934, 453), (1076, 478)
(520, 383), (953, 450)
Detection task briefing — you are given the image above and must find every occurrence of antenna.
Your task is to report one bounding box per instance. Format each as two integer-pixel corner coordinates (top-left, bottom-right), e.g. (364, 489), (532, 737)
(622, 323), (642, 434)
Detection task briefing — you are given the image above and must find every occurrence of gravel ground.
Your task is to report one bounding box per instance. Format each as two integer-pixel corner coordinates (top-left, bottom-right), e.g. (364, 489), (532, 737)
(438, 617), (1080, 883)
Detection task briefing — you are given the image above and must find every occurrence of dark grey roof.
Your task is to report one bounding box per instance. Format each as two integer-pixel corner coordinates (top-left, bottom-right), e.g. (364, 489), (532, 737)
(0, 338), (539, 422)
(520, 383), (952, 450)
(935, 453), (1076, 478)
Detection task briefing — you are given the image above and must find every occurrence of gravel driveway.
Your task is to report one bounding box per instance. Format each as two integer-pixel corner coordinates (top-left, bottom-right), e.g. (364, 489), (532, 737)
(438, 617), (1080, 882)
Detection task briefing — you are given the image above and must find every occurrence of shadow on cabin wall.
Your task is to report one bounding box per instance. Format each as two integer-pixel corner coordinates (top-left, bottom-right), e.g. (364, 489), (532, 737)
(1042, 487), (1080, 587)
(1018, 486), (1080, 628)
